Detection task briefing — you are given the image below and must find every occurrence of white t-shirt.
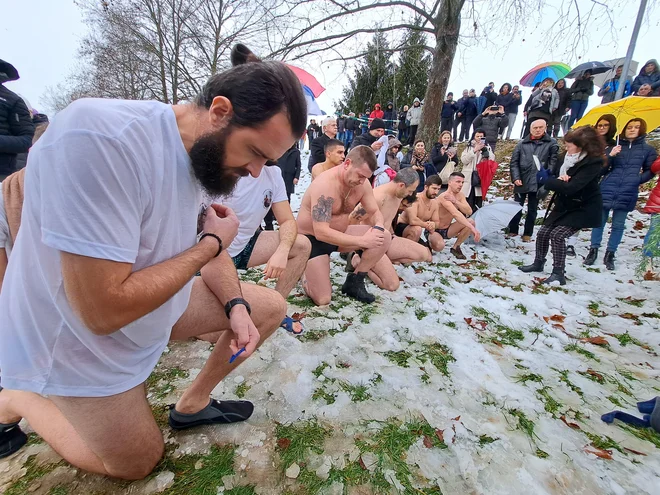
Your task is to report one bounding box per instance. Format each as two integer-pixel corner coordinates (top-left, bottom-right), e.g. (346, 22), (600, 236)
(0, 186), (12, 257)
(209, 166), (287, 257)
(0, 99), (200, 397)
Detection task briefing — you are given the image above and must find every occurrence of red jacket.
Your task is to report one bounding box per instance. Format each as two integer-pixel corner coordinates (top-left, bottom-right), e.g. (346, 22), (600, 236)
(644, 157), (660, 213)
(369, 104), (384, 119)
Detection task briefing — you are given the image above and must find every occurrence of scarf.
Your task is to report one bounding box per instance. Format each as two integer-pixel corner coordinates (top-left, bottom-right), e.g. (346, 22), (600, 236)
(560, 151), (587, 177)
(411, 150), (429, 167)
(2, 168), (26, 243)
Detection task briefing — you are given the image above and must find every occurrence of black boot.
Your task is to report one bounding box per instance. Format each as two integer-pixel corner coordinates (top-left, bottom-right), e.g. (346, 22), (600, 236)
(542, 268), (567, 286)
(604, 251), (616, 271)
(519, 260), (545, 273)
(584, 247), (598, 266)
(0, 386), (27, 459)
(566, 245), (576, 257)
(341, 272), (375, 303)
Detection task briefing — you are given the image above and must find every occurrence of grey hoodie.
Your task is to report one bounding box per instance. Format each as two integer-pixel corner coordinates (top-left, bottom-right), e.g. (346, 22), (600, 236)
(406, 98), (423, 126)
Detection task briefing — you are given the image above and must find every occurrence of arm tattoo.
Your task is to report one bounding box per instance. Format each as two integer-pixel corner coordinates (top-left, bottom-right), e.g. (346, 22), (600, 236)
(312, 195), (335, 222)
(352, 206), (368, 220)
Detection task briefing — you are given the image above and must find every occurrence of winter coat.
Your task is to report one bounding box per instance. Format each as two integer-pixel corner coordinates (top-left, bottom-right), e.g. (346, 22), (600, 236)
(401, 150), (429, 192)
(350, 130), (378, 150)
(496, 93), (514, 112)
(370, 104), (384, 119)
(632, 59), (660, 95)
(544, 155), (604, 228)
(553, 84), (572, 116)
(507, 92), (523, 114)
(510, 134), (559, 194)
(386, 137), (402, 172)
(643, 157), (660, 214)
(306, 124), (316, 141)
(407, 99), (423, 126)
(600, 135), (657, 212)
(471, 113), (509, 147)
(598, 77), (632, 103)
(397, 111), (408, 130)
(441, 101), (457, 118)
(383, 103), (395, 127)
(337, 117), (346, 132)
(430, 143), (453, 175)
(460, 143), (495, 199)
(276, 147), (301, 196)
(481, 87), (497, 107)
(308, 133), (331, 172)
(528, 87), (559, 114)
(0, 84), (35, 176)
(570, 78), (594, 102)
(345, 117), (357, 131)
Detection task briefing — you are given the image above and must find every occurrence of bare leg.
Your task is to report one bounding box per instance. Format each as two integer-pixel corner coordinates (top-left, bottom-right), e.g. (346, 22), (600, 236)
(301, 255), (332, 305)
(246, 232), (311, 297)
(448, 219), (474, 249)
(402, 225), (423, 242)
(387, 237), (432, 263)
(0, 385), (163, 480)
(351, 251), (400, 291)
(172, 279), (286, 414)
(343, 225), (391, 273)
(428, 232), (446, 252)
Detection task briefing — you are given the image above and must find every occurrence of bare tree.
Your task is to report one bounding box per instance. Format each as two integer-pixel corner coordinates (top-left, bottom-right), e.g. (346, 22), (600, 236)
(267, 0), (623, 146)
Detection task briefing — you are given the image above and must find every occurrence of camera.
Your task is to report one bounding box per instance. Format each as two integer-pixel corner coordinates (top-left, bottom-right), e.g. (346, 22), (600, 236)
(489, 105), (499, 111)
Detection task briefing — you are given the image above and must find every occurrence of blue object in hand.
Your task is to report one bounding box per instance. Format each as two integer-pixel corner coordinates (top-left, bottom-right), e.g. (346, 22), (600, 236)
(229, 347), (246, 364)
(536, 167), (551, 186)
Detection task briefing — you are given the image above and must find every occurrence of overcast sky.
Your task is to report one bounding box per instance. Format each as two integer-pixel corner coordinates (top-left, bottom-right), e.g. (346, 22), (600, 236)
(2, 0), (658, 136)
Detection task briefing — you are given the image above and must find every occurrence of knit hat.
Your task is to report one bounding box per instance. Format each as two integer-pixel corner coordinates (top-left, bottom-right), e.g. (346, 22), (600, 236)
(370, 118), (385, 131)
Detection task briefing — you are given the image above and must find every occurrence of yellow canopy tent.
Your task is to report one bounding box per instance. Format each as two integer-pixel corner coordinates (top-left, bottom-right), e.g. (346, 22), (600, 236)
(574, 96), (660, 134)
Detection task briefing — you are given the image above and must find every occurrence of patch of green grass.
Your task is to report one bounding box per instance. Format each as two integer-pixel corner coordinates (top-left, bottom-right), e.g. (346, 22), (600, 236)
(642, 312), (660, 319)
(584, 431), (625, 454)
(420, 369), (431, 383)
(511, 283), (525, 292)
(415, 307), (429, 320)
(287, 292), (322, 307)
(587, 301), (606, 317)
(612, 331), (644, 348)
(339, 381), (371, 402)
(470, 306), (525, 347)
(432, 286), (447, 300)
(299, 329), (326, 342)
(514, 303), (528, 315)
(383, 350), (412, 368)
(146, 366), (190, 400)
(241, 267), (264, 283)
(275, 419), (331, 468)
(616, 368), (638, 381)
(564, 343), (600, 362)
(312, 362), (329, 378)
(516, 373), (544, 385)
(469, 287), (482, 294)
(555, 369), (584, 398)
(25, 432), (44, 446)
(607, 395), (625, 408)
(586, 267), (601, 273)
(535, 448), (549, 459)
(312, 387), (337, 404)
(507, 409), (538, 442)
(578, 369), (606, 384)
(359, 305), (378, 324)
(511, 260), (524, 267)
(420, 342), (456, 377)
(617, 297), (646, 307)
(445, 321), (457, 329)
(234, 382), (250, 399)
(48, 487), (69, 495)
(478, 435), (497, 446)
(618, 423), (660, 448)
(537, 387), (562, 417)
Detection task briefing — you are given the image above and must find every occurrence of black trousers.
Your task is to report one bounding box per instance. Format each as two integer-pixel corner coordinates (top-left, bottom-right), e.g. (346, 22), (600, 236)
(409, 125), (419, 144)
(440, 117), (453, 133)
(508, 191), (538, 236)
(453, 117), (466, 141)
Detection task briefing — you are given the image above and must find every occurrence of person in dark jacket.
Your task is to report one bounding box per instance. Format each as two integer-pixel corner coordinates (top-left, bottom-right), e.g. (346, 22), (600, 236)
(551, 79), (571, 138)
(472, 106), (508, 151)
(453, 90), (469, 142)
(397, 105), (409, 144)
(507, 119), (559, 240)
(430, 130), (456, 177)
(568, 71), (594, 128)
(350, 118), (386, 152)
(593, 114), (617, 149)
(598, 66), (632, 103)
(0, 59), (35, 180)
(631, 59), (660, 96)
(401, 139), (430, 192)
(307, 116), (337, 172)
(585, 118), (658, 270)
(495, 83), (514, 139)
(523, 78), (559, 137)
(440, 93), (457, 133)
(383, 102), (395, 130)
(344, 112), (357, 148)
(462, 89), (479, 140)
(504, 85), (523, 140)
(481, 82), (497, 107)
(519, 126), (605, 285)
(264, 143), (301, 230)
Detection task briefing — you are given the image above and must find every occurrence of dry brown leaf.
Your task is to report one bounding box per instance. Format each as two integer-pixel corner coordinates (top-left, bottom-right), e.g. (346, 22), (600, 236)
(560, 415), (581, 430)
(643, 271), (657, 281)
(492, 340), (504, 348)
(277, 438), (291, 450)
(552, 323), (567, 332)
(584, 446), (613, 460)
(619, 313), (640, 321)
(624, 447), (647, 456)
(543, 316), (550, 324)
(586, 369), (605, 381)
(633, 220), (645, 231)
(291, 312), (307, 321)
(464, 317), (473, 326)
(358, 456), (367, 470)
(435, 429), (444, 443)
(471, 252), (478, 260)
(579, 336), (609, 346)
(550, 314), (566, 323)
(423, 436), (433, 448)
(451, 416), (461, 421)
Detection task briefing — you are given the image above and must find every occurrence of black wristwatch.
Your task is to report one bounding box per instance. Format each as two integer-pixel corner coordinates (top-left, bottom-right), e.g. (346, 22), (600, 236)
(225, 297), (251, 319)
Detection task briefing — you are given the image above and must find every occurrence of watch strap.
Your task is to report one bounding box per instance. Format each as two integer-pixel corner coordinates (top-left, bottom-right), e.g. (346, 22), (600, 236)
(225, 297), (251, 319)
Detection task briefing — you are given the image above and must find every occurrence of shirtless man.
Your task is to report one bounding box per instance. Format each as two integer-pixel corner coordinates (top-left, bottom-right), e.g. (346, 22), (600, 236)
(349, 168), (432, 288)
(311, 139), (345, 180)
(297, 146), (394, 304)
(395, 175), (444, 251)
(435, 172), (482, 259)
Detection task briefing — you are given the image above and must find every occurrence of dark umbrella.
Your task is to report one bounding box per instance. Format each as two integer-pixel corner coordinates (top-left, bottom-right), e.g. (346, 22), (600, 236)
(0, 59), (19, 83)
(566, 61), (611, 79)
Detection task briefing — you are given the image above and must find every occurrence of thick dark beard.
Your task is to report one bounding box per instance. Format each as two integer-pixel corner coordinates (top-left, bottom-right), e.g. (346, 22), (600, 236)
(188, 124), (248, 196)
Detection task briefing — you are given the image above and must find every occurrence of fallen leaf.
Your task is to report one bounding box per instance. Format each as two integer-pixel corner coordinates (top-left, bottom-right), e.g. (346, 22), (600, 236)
(291, 312), (307, 321)
(619, 313), (640, 321)
(435, 429), (444, 443)
(405, 296), (413, 301)
(358, 457), (367, 470)
(586, 369), (604, 381)
(585, 445), (613, 459)
(492, 339), (504, 348)
(543, 316), (550, 324)
(560, 415), (581, 430)
(414, 267), (424, 274)
(624, 447), (647, 456)
(464, 317), (473, 326)
(552, 323), (567, 332)
(628, 279), (635, 284)
(550, 314), (566, 323)
(423, 436), (433, 448)
(452, 416), (461, 421)
(471, 252), (478, 260)
(277, 438), (291, 450)
(633, 220), (644, 230)
(643, 271), (658, 281)
(579, 336), (609, 346)
(398, 276), (405, 282)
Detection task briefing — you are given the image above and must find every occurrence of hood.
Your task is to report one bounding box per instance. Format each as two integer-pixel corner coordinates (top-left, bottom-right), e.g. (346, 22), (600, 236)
(386, 102), (393, 109)
(0, 59), (19, 84)
(374, 104), (381, 110)
(640, 59), (660, 76)
(595, 114), (617, 143)
(555, 78), (567, 90)
(387, 137), (402, 150)
(620, 118), (647, 140)
(413, 97), (421, 104)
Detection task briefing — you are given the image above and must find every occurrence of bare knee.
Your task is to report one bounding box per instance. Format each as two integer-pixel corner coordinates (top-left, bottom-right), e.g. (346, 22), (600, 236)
(382, 277), (400, 292)
(106, 442), (164, 480)
(405, 227), (422, 241)
(270, 291), (287, 324)
(292, 234), (312, 258)
(431, 238), (445, 252)
(312, 293), (332, 306)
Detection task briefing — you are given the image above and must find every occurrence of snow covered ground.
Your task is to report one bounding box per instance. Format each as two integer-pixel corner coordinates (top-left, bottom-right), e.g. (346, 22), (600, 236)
(2, 151), (659, 494)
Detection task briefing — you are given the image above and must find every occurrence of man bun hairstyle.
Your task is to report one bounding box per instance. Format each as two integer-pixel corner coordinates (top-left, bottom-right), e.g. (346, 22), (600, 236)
(195, 44), (307, 137)
(424, 174), (442, 187)
(347, 145), (377, 172)
(393, 167), (419, 186)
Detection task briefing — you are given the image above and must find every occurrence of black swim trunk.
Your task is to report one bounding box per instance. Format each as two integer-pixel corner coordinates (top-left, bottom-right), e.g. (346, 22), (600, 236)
(305, 234), (339, 260)
(394, 222), (409, 237)
(426, 227), (450, 239)
(232, 229), (262, 269)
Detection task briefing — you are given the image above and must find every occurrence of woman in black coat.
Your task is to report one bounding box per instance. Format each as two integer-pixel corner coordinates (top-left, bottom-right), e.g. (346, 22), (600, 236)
(519, 126), (605, 285)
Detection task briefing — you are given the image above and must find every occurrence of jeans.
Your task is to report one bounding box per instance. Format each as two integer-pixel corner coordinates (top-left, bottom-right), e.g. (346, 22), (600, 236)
(397, 128), (408, 144)
(462, 117), (475, 141)
(568, 100), (588, 128)
(505, 113), (517, 139)
(590, 208), (628, 253)
(508, 192), (539, 236)
(344, 129), (354, 148)
(337, 131), (345, 142)
(643, 214), (660, 258)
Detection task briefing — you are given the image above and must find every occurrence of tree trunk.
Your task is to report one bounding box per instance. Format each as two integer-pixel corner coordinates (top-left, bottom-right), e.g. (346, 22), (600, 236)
(418, 0), (465, 148)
